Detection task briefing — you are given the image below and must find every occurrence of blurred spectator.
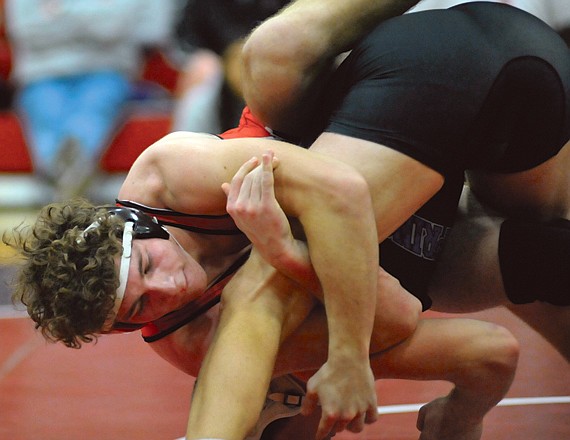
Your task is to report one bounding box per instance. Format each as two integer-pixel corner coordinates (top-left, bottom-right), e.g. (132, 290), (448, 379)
(0, 0), (14, 110)
(548, 0), (570, 46)
(5, 0), (176, 200)
(171, 0), (290, 133)
(409, 0), (570, 42)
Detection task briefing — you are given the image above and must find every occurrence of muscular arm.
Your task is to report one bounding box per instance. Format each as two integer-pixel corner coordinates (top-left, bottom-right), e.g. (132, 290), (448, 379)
(184, 152), (421, 439)
(186, 250), (316, 440)
(122, 134), (382, 432)
(177, 256), (512, 440)
(241, 0), (420, 133)
(123, 134), (380, 368)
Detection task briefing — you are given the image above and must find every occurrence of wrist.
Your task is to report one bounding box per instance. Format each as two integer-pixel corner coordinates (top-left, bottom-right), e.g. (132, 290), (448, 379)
(328, 343), (371, 363)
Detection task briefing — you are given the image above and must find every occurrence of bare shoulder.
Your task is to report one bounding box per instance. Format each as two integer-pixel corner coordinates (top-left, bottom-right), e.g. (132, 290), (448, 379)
(117, 138), (165, 205)
(118, 132), (227, 210)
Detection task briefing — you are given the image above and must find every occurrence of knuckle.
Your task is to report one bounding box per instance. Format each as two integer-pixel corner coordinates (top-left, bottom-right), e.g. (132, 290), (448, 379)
(324, 412), (340, 423)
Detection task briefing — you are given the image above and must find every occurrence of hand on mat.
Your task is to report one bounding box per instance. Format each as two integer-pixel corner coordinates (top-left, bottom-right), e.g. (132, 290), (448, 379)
(302, 358), (378, 439)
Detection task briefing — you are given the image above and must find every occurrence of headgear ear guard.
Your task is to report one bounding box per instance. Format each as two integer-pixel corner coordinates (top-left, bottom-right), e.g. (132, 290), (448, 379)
(107, 207), (170, 241)
(80, 207), (170, 333)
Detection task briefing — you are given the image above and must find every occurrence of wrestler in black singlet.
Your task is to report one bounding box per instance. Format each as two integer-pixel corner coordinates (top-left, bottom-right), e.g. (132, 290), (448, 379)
(300, 2), (570, 309)
(137, 3), (570, 338)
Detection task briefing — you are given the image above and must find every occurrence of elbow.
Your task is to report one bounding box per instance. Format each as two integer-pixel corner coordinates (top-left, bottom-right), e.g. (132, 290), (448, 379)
(324, 169), (373, 218)
(242, 21), (287, 120)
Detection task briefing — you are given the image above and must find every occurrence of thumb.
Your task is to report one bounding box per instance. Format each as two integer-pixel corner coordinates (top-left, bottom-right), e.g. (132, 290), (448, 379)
(221, 182), (230, 197)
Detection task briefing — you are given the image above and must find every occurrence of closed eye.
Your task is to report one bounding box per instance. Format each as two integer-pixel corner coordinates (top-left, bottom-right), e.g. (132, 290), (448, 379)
(134, 295), (147, 320)
(144, 252), (152, 275)
(126, 294), (147, 322)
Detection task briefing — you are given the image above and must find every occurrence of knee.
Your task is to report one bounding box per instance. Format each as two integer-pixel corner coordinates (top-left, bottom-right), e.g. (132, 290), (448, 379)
(242, 16), (329, 127)
(243, 15), (328, 75)
(469, 324), (520, 384)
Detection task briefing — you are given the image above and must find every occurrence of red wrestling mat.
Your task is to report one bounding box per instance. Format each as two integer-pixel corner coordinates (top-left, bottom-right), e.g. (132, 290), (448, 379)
(0, 307), (568, 439)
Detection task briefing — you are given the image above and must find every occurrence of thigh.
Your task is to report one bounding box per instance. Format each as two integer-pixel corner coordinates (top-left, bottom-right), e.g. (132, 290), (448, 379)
(467, 140), (570, 220)
(369, 317), (516, 380)
(506, 302), (570, 361)
(429, 186), (509, 313)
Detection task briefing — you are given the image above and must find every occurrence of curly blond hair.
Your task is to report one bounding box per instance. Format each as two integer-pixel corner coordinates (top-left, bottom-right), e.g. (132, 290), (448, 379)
(3, 198), (125, 348)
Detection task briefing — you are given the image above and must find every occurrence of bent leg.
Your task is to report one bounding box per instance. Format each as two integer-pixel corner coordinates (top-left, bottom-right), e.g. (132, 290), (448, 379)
(275, 265), (422, 376)
(466, 141), (570, 221)
(431, 186), (570, 360)
(429, 187), (508, 313)
(370, 318), (519, 440)
(274, 315), (517, 440)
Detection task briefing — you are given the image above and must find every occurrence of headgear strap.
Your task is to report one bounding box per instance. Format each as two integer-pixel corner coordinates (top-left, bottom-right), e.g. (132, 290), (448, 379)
(101, 221), (134, 331)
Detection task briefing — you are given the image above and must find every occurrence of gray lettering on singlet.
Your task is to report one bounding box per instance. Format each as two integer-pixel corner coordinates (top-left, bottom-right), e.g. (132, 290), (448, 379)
(388, 214), (450, 261)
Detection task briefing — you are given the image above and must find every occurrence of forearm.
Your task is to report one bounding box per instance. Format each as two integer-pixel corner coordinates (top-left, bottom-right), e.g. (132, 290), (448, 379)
(224, 148), (380, 358)
(186, 253), (314, 440)
(186, 306), (281, 440)
(299, 178), (379, 362)
(273, 156), (380, 362)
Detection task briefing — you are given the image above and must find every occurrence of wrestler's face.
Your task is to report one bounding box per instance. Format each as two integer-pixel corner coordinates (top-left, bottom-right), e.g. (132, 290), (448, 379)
(115, 236), (207, 324)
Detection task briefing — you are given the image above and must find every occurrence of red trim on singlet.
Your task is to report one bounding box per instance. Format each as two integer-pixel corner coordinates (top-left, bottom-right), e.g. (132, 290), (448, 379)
(117, 108), (272, 236)
(112, 201), (251, 341)
(219, 106), (272, 139)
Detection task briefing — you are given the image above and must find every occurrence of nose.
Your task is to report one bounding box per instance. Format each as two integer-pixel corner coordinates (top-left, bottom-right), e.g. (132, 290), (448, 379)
(144, 271), (180, 299)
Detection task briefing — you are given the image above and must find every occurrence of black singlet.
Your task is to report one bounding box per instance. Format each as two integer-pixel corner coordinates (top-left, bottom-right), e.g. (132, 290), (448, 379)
(298, 2), (570, 309)
(314, 2), (570, 176)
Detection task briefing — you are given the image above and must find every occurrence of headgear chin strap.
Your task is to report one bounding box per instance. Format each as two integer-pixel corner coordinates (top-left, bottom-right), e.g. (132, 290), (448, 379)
(83, 207), (170, 333)
(101, 221), (134, 331)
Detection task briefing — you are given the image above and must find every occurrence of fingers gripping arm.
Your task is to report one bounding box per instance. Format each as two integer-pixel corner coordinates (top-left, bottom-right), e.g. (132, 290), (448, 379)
(225, 149), (380, 368)
(223, 151), (319, 293)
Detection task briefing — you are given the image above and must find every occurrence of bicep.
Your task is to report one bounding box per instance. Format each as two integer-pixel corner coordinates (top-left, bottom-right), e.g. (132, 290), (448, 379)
(119, 134), (234, 212)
